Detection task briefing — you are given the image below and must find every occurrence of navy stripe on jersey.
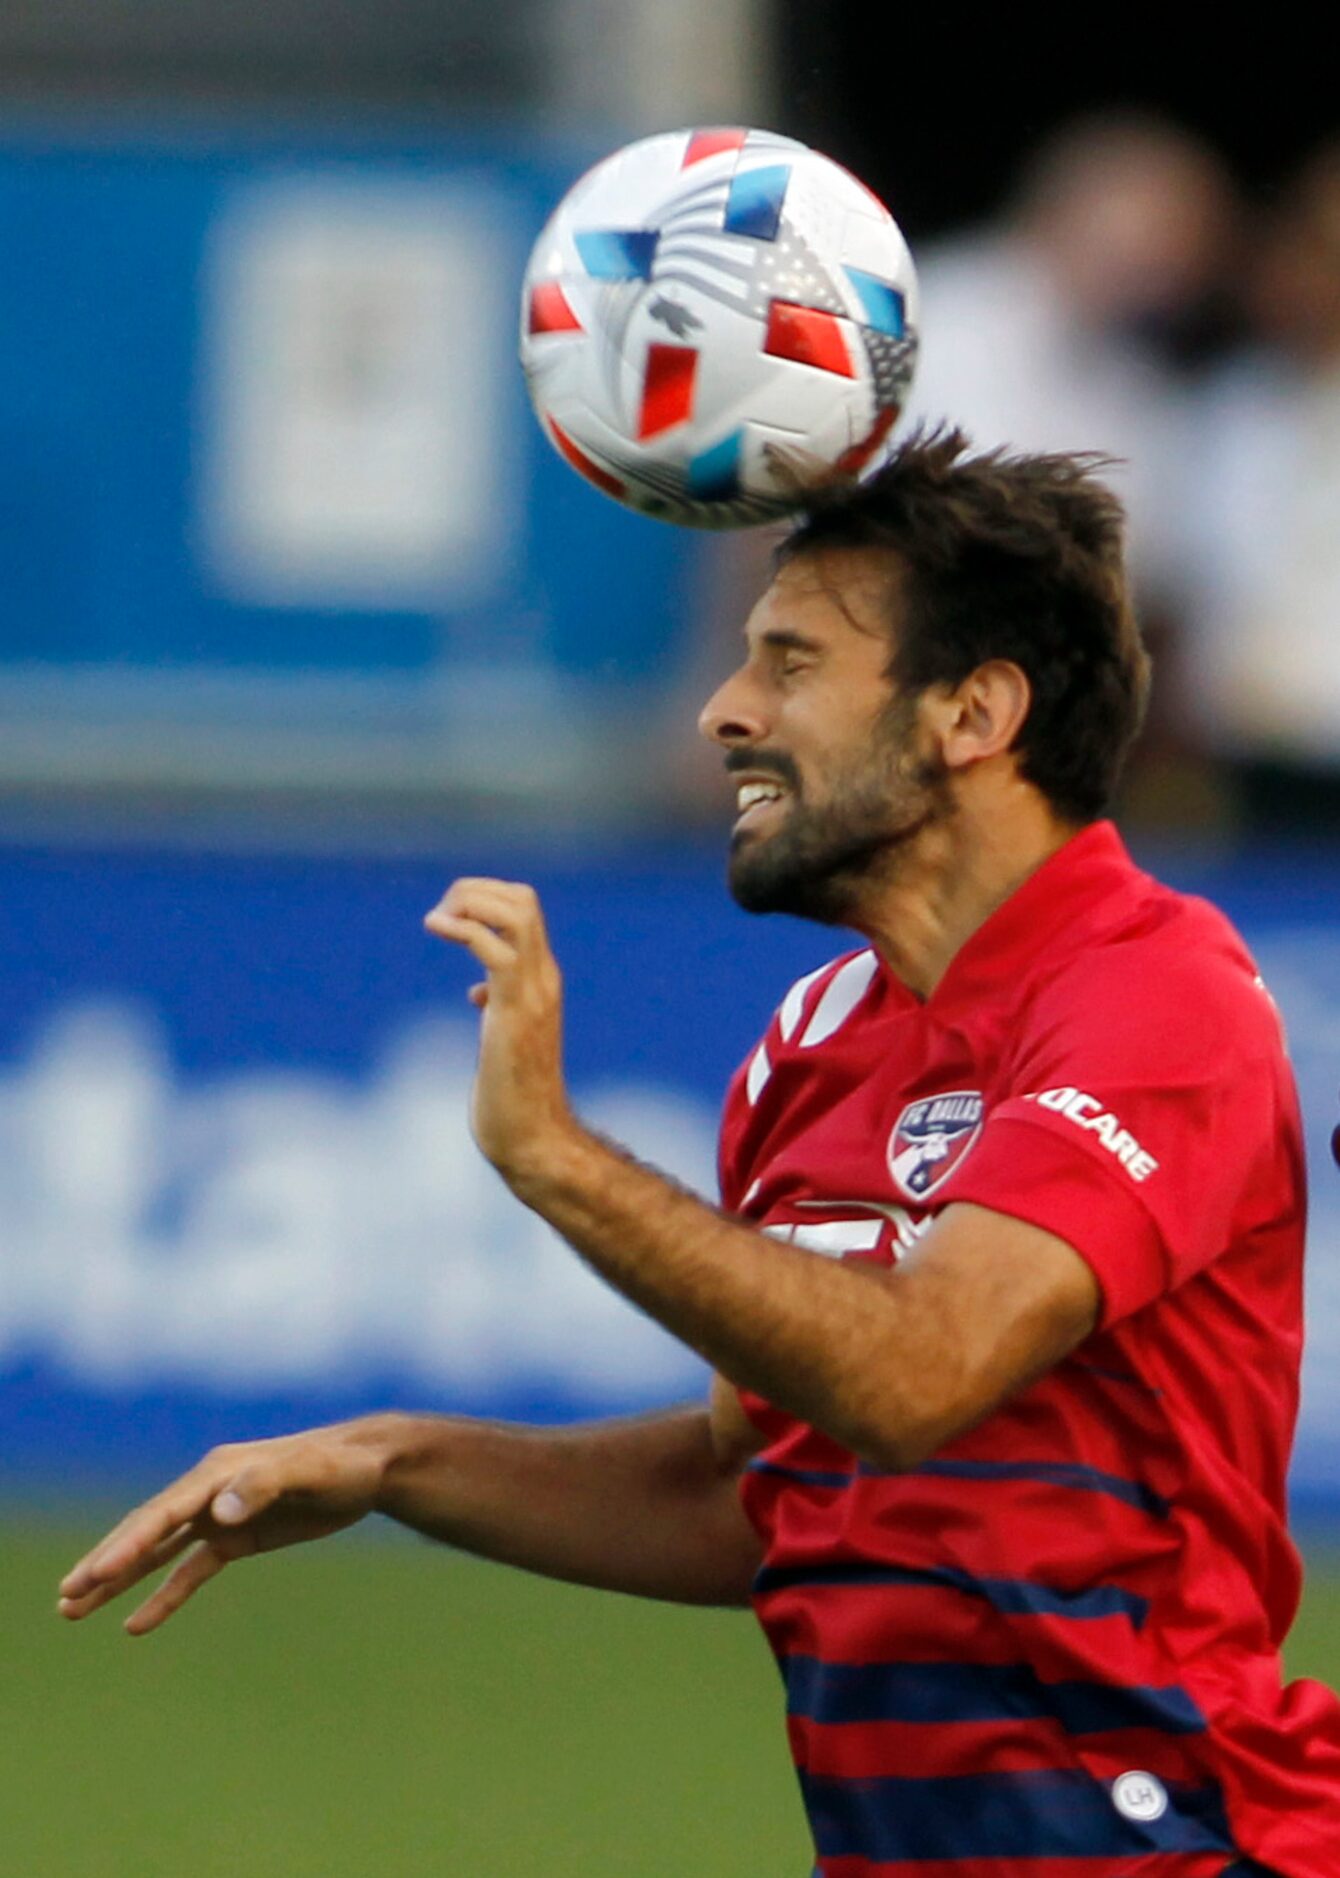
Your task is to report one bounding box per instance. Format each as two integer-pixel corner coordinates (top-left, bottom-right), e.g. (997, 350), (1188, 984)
(748, 1454), (1169, 1518)
(783, 1654), (1206, 1735)
(746, 1458), (852, 1489)
(799, 1768), (1234, 1863)
(899, 1457), (1171, 1519)
(754, 1559), (1149, 1628)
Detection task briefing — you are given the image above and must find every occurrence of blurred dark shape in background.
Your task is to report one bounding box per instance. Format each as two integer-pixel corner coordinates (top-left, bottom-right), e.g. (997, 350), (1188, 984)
(899, 111), (1239, 828)
(0, 0), (539, 108)
(1001, 112), (1238, 361)
(1178, 138), (1340, 834)
(775, 12), (1337, 836)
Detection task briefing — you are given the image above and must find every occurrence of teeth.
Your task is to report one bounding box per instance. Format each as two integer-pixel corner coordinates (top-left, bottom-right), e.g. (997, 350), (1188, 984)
(737, 780), (785, 812)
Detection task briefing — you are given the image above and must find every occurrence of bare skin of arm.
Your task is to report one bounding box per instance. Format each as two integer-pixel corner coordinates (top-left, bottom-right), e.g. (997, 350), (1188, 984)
(58, 1377), (764, 1635)
(60, 877), (1098, 1636)
(427, 878), (1100, 1472)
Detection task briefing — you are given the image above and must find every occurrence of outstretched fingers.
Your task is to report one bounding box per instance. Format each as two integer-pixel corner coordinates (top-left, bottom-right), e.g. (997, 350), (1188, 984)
(59, 1451), (279, 1618)
(59, 1424), (389, 1637)
(57, 1521), (197, 1621)
(122, 1536), (247, 1636)
(61, 1478), (218, 1604)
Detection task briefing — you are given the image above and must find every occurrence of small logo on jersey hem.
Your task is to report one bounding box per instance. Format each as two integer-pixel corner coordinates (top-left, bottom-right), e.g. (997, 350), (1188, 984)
(1111, 1769), (1167, 1822)
(887, 1090), (984, 1199)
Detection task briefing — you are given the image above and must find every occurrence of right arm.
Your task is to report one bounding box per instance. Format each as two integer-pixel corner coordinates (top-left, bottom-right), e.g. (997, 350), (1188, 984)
(57, 1378), (765, 1635)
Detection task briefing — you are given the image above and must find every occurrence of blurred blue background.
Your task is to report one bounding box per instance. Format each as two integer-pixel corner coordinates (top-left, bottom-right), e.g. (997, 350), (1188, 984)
(1, 7), (1336, 1496)
(5, 838), (1339, 1509)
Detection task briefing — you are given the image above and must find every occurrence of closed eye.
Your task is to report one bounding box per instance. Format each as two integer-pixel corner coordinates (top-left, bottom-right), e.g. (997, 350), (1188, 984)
(756, 627), (822, 678)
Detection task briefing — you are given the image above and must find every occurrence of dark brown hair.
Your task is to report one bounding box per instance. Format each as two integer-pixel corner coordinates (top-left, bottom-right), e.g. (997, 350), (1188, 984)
(778, 428), (1151, 824)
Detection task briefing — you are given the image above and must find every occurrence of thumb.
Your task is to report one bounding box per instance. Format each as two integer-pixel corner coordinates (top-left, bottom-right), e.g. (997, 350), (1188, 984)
(211, 1467), (279, 1526)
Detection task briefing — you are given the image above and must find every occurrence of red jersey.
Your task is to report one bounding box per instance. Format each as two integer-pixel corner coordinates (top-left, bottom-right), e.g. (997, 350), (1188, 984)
(721, 822), (1340, 1877)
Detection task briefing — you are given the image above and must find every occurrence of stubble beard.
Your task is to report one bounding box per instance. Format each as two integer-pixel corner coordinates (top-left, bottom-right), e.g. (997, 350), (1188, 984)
(727, 712), (953, 926)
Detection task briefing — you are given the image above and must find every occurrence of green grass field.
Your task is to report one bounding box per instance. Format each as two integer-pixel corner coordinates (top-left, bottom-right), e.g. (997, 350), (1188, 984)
(8, 1518), (1340, 1875)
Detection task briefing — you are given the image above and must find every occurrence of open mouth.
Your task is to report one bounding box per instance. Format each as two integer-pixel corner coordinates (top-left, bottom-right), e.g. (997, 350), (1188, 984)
(734, 777), (790, 831)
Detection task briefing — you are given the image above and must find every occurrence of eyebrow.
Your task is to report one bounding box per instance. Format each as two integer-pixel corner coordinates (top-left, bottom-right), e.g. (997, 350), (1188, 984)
(752, 627), (824, 655)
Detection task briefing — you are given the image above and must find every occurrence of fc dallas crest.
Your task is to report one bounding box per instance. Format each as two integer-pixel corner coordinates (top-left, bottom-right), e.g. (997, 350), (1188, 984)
(887, 1090), (984, 1200)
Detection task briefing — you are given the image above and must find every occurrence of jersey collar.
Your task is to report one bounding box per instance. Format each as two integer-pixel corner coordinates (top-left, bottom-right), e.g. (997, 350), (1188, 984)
(920, 820), (1143, 1017)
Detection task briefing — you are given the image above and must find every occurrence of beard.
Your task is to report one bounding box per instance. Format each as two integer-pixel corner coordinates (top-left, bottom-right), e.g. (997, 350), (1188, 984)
(726, 705), (953, 925)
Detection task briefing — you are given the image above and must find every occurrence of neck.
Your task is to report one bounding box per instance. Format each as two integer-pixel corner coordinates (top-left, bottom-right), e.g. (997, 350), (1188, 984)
(849, 781), (1083, 1000)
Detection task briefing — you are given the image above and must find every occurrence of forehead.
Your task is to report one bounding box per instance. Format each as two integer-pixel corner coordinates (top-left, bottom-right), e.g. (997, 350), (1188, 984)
(747, 544), (903, 649)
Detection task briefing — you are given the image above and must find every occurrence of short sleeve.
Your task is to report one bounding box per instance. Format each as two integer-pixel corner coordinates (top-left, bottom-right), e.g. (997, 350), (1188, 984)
(942, 940), (1298, 1327)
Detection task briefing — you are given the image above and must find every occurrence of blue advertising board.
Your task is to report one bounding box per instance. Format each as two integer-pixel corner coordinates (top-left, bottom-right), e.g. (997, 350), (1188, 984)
(0, 119), (714, 810)
(3, 832), (1340, 1512)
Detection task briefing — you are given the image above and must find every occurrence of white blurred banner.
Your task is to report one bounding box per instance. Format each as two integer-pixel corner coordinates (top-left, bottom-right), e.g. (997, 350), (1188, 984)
(0, 999), (713, 1401)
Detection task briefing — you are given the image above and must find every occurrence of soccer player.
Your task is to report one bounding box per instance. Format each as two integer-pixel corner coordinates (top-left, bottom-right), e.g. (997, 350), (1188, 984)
(60, 432), (1339, 1875)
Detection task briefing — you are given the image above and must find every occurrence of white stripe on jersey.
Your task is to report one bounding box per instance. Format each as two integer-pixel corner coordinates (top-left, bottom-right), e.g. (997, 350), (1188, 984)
(800, 951), (878, 1048)
(779, 961), (834, 1042)
(746, 1041), (772, 1105)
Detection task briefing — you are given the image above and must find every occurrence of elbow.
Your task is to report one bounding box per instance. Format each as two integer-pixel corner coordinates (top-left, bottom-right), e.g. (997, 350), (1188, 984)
(834, 1337), (997, 1474)
(840, 1371), (983, 1472)
(847, 1410), (949, 1476)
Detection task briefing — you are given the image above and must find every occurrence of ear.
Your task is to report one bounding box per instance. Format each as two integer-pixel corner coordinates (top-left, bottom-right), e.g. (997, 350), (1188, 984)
(930, 661), (1032, 773)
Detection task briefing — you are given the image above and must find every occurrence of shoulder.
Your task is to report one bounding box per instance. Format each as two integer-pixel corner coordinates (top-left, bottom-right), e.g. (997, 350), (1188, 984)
(1025, 882), (1284, 1071)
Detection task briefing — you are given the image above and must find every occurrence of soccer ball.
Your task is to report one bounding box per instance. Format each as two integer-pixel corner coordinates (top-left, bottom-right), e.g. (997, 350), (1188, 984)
(519, 126), (919, 529)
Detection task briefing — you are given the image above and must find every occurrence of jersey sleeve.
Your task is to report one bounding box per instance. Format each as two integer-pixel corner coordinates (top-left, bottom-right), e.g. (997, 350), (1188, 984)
(941, 939), (1299, 1327)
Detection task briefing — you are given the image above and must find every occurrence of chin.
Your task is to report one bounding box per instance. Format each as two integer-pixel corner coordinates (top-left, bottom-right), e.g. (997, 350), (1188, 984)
(727, 843), (855, 924)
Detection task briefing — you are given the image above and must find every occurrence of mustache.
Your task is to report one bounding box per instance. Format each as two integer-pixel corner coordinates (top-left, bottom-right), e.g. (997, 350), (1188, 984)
(722, 748), (801, 791)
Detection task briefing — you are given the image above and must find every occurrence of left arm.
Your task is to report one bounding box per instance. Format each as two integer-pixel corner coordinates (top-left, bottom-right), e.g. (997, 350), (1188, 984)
(427, 879), (1100, 1472)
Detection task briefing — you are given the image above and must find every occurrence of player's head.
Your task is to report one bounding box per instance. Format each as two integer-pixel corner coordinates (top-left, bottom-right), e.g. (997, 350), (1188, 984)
(698, 427), (1150, 922)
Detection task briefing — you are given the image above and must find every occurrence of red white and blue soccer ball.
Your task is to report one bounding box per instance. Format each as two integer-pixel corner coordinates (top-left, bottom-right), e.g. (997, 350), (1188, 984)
(519, 127), (920, 529)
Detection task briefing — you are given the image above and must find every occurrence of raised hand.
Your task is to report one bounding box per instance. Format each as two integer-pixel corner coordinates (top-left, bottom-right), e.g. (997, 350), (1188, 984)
(424, 878), (577, 1184)
(58, 1419), (393, 1635)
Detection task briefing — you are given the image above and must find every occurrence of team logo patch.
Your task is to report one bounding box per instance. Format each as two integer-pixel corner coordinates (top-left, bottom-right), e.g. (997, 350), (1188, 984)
(887, 1090), (984, 1200)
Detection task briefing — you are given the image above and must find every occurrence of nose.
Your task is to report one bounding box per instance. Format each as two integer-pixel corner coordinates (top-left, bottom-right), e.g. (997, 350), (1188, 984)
(698, 665), (769, 748)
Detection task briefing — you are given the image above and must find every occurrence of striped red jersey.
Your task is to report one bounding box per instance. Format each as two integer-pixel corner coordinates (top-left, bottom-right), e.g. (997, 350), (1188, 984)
(721, 822), (1340, 1877)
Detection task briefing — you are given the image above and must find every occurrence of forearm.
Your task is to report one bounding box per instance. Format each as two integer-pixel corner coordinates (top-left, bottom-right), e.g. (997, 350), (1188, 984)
(509, 1134), (912, 1459)
(426, 877), (1099, 1483)
(508, 1139), (1099, 1470)
(369, 1405), (762, 1606)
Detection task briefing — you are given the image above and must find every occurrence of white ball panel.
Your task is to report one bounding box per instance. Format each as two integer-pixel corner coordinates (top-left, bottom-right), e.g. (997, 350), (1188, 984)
(520, 126), (919, 529)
